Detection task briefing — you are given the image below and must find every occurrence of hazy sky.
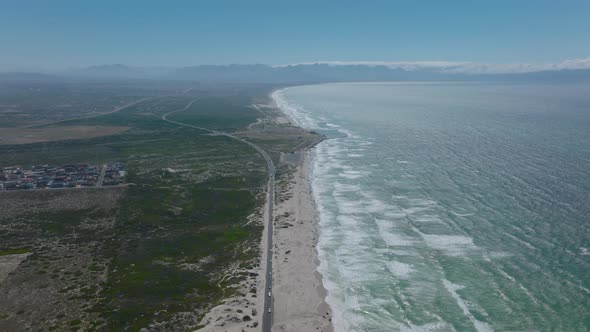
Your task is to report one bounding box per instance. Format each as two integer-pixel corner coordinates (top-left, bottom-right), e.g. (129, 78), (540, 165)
(1, 0), (589, 70)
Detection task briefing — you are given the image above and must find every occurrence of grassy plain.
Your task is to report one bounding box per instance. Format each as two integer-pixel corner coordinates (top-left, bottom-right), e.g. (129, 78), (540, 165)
(0, 126), (130, 145)
(0, 84), (270, 331)
(0, 81), (159, 128)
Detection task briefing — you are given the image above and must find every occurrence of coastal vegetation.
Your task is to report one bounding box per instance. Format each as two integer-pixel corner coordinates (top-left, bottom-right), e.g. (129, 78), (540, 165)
(0, 85), (269, 331)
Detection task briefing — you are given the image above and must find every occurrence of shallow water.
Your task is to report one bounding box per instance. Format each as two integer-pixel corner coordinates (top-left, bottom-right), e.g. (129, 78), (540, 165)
(273, 82), (590, 332)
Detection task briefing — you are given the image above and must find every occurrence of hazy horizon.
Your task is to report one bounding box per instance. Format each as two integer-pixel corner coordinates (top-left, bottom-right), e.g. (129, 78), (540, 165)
(2, 0), (590, 71)
(1, 57), (590, 74)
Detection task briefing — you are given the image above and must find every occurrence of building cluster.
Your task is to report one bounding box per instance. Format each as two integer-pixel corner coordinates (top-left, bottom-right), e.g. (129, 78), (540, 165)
(0, 162), (126, 190)
(102, 162), (127, 186)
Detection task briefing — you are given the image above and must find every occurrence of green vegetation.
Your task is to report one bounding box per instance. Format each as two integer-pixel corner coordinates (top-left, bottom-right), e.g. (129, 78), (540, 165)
(0, 81), (155, 128)
(0, 87), (270, 331)
(0, 248), (29, 256)
(167, 96), (259, 131)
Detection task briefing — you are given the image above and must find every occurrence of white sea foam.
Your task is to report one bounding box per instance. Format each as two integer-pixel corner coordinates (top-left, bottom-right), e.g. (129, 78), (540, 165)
(413, 215), (444, 224)
(443, 280), (493, 332)
(274, 84), (576, 332)
(374, 218), (415, 246)
(335, 200), (364, 215)
(333, 181), (361, 190)
(277, 84), (590, 331)
(381, 232), (417, 247)
(421, 234), (477, 255)
(338, 171), (366, 179)
(400, 322), (453, 332)
(452, 212), (475, 217)
(288, 90), (447, 330)
(387, 261), (415, 278)
(271, 89), (319, 129)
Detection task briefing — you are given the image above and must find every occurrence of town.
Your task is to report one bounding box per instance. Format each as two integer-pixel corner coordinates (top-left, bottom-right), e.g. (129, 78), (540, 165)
(0, 162), (126, 190)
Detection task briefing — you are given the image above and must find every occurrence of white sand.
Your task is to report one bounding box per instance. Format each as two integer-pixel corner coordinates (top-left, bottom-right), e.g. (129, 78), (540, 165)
(0, 253), (30, 283)
(272, 151), (333, 332)
(198, 99), (332, 331)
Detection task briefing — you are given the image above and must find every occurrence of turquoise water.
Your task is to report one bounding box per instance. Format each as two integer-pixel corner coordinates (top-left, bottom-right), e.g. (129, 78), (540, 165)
(273, 83), (590, 332)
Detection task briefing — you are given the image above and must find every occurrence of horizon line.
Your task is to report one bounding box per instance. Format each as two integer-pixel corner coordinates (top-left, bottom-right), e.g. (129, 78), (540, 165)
(1, 57), (590, 75)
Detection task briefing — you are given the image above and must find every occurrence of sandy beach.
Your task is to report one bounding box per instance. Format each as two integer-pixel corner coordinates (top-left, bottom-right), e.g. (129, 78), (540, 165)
(196, 97), (332, 332)
(271, 150), (332, 332)
(196, 150), (332, 332)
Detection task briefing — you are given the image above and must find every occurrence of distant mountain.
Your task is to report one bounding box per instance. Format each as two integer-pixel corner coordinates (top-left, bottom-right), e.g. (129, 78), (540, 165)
(493, 68), (590, 82)
(167, 64), (590, 83)
(0, 72), (60, 82)
(167, 63), (482, 83)
(169, 64), (276, 82)
(64, 64), (175, 79)
(3, 63), (590, 83)
(74, 64), (145, 77)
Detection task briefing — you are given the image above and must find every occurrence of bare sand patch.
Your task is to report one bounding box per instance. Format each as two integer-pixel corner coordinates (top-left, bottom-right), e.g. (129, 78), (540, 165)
(0, 125), (129, 145)
(195, 198), (267, 332)
(272, 152), (332, 332)
(0, 253), (30, 283)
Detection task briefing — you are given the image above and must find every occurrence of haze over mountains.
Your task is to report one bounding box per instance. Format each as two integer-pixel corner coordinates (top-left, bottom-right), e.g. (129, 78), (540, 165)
(2, 59), (590, 83)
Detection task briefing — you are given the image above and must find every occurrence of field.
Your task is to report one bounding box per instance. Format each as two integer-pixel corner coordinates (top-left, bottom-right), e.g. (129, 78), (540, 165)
(0, 81), (161, 128)
(0, 83), (265, 331)
(0, 80), (322, 331)
(0, 126), (130, 145)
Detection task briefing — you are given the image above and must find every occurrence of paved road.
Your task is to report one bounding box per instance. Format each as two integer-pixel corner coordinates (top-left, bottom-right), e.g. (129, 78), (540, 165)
(96, 163), (107, 187)
(162, 100), (275, 332)
(23, 98), (151, 128)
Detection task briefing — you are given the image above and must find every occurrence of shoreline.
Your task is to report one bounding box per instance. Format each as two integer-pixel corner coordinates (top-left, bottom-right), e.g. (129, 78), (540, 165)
(270, 88), (333, 332)
(271, 148), (332, 332)
(195, 88), (333, 332)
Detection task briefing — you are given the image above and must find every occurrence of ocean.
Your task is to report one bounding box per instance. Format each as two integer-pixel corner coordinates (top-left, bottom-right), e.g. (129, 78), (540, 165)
(272, 82), (590, 332)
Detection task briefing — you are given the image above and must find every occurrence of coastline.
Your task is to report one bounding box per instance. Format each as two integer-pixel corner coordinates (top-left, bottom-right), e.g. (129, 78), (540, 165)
(270, 88), (333, 332)
(196, 87), (333, 332)
(271, 148), (332, 332)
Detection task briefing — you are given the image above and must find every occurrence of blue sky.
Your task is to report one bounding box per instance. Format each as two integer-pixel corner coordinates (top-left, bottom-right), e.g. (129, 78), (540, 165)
(1, 0), (589, 70)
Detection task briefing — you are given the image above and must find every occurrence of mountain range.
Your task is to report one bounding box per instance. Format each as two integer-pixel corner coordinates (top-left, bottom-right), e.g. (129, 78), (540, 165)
(2, 62), (590, 83)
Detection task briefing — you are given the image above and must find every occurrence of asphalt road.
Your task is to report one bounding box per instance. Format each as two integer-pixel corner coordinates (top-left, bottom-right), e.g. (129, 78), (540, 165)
(162, 100), (275, 332)
(96, 163), (107, 186)
(23, 97), (152, 128)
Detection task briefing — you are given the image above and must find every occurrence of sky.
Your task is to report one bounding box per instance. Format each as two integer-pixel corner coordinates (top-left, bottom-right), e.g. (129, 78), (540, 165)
(1, 0), (589, 70)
